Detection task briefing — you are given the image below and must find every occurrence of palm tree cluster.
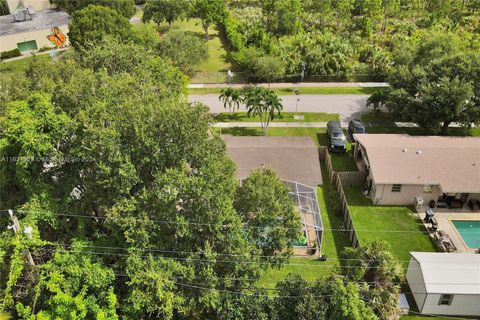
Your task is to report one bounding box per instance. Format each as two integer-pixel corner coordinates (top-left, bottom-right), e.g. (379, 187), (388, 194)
(219, 87), (283, 135)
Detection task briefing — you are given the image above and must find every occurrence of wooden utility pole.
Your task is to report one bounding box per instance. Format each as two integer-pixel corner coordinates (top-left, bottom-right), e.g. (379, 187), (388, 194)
(8, 209), (35, 266)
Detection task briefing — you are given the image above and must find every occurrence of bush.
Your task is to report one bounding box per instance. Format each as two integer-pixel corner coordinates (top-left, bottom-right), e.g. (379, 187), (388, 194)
(221, 14), (245, 51)
(38, 46), (55, 53)
(0, 48), (21, 60)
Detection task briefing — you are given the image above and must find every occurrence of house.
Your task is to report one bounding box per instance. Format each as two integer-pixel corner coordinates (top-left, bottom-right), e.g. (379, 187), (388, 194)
(0, 8), (70, 52)
(406, 252), (480, 317)
(353, 134), (480, 206)
(223, 135), (322, 187)
(223, 135), (324, 255)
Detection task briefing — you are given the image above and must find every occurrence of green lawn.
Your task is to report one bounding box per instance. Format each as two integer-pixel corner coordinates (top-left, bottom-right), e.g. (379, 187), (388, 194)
(215, 112), (339, 123)
(218, 127), (358, 172)
(189, 86), (384, 95)
(343, 187), (436, 267)
(0, 54), (49, 75)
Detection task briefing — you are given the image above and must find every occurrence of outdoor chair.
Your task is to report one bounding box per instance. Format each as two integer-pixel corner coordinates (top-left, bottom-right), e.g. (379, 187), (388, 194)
(469, 199), (480, 212)
(26, 6), (36, 17)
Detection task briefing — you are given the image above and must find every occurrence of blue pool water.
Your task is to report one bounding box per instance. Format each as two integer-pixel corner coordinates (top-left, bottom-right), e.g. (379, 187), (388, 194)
(452, 220), (480, 248)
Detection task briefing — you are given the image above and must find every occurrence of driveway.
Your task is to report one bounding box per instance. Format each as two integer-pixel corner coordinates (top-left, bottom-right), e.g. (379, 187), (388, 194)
(189, 94), (370, 123)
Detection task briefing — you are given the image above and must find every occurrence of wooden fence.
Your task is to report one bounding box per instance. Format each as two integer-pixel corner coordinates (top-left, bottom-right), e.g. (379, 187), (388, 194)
(319, 146), (362, 248)
(337, 171), (367, 187)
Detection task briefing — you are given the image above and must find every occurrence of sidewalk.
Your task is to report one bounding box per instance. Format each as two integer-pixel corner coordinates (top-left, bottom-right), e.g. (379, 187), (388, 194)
(189, 82), (389, 89)
(214, 122), (333, 128)
(214, 122), (477, 129)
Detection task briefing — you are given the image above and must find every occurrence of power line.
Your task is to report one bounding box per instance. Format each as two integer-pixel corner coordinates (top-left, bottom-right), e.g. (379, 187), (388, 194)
(10, 247), (477, 271)
(3, 209), (479, 234)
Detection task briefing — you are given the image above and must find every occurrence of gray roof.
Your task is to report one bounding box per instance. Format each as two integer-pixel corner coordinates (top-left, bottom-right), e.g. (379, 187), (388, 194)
(410, 252), (480, 295)
(0, 9), (70, 36)
(355, 134), (480, 193)
(223, 135), (323, 187)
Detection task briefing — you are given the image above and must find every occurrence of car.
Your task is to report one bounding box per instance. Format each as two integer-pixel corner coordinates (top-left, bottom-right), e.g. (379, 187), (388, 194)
(347, 119), (366, 141)
(326, 121), (347, 153)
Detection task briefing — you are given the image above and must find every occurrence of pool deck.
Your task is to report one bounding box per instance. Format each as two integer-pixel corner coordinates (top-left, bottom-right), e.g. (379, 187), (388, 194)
(424, 212), (480, 253)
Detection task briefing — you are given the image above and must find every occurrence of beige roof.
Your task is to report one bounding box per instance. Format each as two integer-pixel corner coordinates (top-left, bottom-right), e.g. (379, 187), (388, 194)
(355, 134), (480, 193)
(410, 252), (480, 295)
(223, 135), (322, 187)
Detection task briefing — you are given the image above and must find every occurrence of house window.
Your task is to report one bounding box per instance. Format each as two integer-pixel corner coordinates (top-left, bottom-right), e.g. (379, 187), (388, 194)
(423, 185), (432, 193)
(391, 184), (402, 192)
(438, 294), (454, 305)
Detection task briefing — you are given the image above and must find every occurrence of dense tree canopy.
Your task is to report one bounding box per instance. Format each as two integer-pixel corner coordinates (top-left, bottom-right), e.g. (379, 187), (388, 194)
(156, 29), (209, 75)
(143, 0), (188, 26)
(382, 33), (480, 134)
(50, 0), (136, 18)
(68, 5), (132, 49)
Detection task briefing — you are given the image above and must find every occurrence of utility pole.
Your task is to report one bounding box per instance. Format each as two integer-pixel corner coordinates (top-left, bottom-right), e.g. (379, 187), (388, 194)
(8, 209), (35, 266)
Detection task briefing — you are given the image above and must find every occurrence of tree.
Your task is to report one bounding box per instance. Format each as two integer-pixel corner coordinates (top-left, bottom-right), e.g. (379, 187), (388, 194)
(328, 277), (378, 320)
(339, 241), (402, 319)
(274, 274), (329, 320)
(190, 0), (227, 38)
(156, 29), (209, 75)
(385, 33), (480, 134)
(261, 0), (303, 36)
(142, 0), (187, 27)
(219, 87), (242, 116)
(68, 5), (132, 49)
(243, 87), (283, 135)
(50, 0), (136, 18)
(234, 168), (301, 263)
(16, 241), (118, 319)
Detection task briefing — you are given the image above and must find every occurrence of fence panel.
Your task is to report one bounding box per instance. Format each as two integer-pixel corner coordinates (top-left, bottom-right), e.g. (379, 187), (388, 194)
(337, 171), (367, 187)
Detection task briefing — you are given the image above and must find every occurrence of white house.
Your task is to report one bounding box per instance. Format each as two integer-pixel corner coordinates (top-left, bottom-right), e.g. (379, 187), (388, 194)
(406, 252), (480, 317)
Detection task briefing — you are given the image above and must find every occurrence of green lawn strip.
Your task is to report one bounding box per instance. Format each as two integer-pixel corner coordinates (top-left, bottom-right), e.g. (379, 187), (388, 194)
(0, 54), (49, 75)
(343, 187), (436, 268)
(189, 86), (385, 95)
(217, 127), (358, 172)
(214, 112), (339, 123)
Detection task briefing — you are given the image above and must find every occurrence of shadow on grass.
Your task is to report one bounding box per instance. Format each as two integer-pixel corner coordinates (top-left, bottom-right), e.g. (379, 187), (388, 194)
(219, 127), (263, 136)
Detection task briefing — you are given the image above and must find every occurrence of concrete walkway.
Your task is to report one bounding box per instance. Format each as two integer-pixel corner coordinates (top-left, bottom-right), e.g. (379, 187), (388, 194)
(189, 82), (389, 88)
(214, 122), (332, 128)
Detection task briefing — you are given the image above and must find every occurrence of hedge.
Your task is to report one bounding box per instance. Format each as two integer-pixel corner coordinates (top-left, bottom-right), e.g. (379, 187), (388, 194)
(1, 48), (21, 60)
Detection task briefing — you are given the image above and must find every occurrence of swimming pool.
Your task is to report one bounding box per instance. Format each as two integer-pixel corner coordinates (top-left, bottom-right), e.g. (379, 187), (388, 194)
(452, 220), (480, 249)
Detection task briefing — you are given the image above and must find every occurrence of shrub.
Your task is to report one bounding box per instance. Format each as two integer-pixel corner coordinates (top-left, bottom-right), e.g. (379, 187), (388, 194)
(0, 48), (21, 60)
(221, 14), (245, 51)
(38, 46), (55, 53)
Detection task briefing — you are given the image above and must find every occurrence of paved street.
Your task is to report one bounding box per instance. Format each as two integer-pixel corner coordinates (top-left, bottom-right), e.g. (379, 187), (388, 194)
(189, 94), (370, 122)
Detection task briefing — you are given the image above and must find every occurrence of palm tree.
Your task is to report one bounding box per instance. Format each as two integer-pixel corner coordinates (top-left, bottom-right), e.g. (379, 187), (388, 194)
(219, 87), (242, 118)
(244, 87), (283, 135)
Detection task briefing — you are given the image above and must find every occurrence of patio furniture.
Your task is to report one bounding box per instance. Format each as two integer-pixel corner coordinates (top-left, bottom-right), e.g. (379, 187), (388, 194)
(469, 199), (480, 212)
(434, 231), (456, 252)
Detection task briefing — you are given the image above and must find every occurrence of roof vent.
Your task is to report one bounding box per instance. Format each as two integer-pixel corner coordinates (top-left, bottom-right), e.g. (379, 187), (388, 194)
(416, 150), (422, 155)
(402, 148), (408, 152)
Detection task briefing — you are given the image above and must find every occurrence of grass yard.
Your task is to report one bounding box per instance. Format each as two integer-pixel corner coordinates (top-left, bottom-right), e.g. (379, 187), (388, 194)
(0, 54), (49, 75)
(343, 187), (436, 267)
(189, 86), (384, 95)
(214, 112), (339, 122)
(218, 127), (358, 172)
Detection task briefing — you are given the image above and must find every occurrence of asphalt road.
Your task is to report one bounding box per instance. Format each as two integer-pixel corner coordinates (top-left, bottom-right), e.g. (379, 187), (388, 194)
(189, 94), (370, 123)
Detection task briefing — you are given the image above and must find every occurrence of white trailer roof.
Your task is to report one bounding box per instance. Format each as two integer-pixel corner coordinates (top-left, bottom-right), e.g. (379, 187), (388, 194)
(410, 252), (480, 295)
